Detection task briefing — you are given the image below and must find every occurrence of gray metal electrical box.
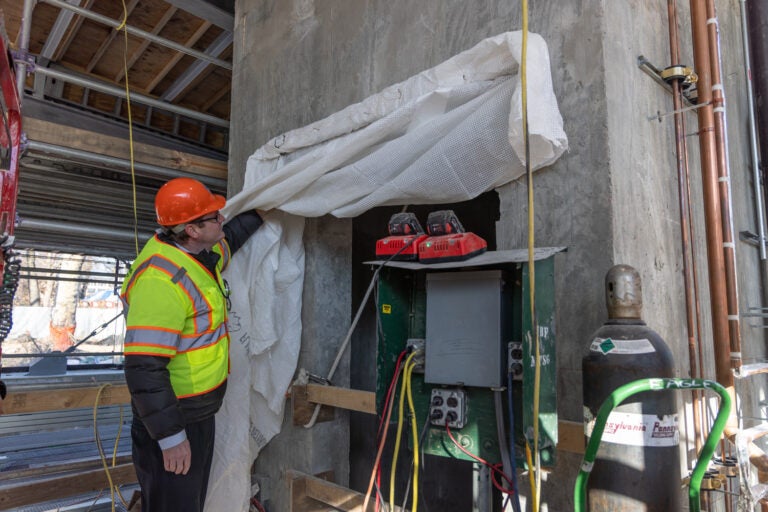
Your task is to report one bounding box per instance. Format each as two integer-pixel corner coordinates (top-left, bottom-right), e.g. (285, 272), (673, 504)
(424, 270), (508, 387)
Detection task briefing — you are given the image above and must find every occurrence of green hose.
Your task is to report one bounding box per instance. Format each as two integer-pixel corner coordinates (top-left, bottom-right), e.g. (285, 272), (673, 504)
(573, 378), (731, 512)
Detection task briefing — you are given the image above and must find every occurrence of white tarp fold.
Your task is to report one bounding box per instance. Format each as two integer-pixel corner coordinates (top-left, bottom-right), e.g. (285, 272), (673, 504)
(206, 30), (568, 511)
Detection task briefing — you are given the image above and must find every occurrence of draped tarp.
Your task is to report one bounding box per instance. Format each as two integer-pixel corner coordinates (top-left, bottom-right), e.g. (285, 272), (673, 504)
(206, 30), (568, 511)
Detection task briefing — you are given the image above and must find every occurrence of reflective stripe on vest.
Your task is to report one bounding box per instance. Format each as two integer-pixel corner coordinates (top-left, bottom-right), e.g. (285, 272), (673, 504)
(121, 235), (230, 398)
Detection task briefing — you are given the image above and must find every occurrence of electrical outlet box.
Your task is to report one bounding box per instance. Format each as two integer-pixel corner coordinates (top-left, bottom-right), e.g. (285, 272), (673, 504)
(508, 341), (523, 381)
(429, 388), (467, 429)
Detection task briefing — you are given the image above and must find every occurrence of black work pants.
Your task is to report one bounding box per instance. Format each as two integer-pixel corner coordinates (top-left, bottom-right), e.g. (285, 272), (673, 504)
(131, 416), (215, 512)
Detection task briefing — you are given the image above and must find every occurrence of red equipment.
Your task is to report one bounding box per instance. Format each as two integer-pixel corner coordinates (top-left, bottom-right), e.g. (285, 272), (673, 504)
(375, 212), (428, 261)
(0, 16), (23, 397)
(418, 210), (487, 263)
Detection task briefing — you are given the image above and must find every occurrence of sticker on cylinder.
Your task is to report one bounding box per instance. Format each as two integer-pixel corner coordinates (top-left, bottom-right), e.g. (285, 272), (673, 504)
(590, 337), (656, 355)
(583, 409), (679, 447)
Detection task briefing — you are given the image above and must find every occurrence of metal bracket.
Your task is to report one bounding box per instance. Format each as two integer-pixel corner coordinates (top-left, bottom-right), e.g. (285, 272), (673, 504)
(9, 49), (35, 73)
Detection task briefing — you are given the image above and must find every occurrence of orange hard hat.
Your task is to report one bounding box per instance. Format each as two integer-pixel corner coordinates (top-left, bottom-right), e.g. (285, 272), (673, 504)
(155, 177), (226, 226)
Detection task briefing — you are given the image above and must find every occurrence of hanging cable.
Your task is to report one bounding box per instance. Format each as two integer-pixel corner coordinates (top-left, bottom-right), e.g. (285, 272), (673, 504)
(446, 424), (515, 496)
(303, 236), (418, 429)
(390, 351), (418, 509)
(118, 0), (140, 258)
(405, 351), (420, 512)
(520, 0), (543, 508)
(507, 372), (522, 512)
(93, 383), (129, 511)
(362, 349), (407, 512)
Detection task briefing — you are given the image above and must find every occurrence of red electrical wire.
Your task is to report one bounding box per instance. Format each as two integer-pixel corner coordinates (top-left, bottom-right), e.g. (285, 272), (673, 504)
(445, 424), (515, 496)
(363, 349), (408, 511)
(250, 496), (267, 512)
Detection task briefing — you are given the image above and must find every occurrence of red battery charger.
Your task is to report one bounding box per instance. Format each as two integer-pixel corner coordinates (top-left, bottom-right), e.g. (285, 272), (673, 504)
(418, 210), (487, 263)
(375, 212), (428, 261)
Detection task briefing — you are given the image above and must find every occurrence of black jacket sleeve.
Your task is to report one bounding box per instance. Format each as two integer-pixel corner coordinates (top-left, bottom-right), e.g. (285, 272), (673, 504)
(223, 210), (263, 255)
(124, 354), (185, 440)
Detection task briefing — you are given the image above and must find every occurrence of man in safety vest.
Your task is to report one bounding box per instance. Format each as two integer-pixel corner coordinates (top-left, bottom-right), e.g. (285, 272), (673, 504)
(121, 177), (263, 511)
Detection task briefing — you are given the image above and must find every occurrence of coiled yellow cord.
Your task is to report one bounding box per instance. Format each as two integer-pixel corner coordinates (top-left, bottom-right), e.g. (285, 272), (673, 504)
(94, 384), (129, 511)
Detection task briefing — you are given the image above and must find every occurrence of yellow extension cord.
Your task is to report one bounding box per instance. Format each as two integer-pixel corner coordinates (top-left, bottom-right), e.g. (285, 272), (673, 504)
(520, 0), (543, 510)
(92, 5), (137, 512)
(118, 0), (140, 258)
(389, 351), (420, 512)
(94, 383), (129, 511)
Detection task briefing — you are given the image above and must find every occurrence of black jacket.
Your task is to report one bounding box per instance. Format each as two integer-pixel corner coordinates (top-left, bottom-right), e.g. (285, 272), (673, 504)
(124, 210), (263, 440)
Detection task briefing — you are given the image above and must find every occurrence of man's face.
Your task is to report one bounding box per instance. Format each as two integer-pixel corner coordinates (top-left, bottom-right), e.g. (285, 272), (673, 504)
(189, 211), (225, 248)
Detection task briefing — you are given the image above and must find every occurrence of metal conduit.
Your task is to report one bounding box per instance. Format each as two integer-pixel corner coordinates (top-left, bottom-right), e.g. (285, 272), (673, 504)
(740, 7), (768, 259)
(16, 0), (34, 101)
(706, 0), (743, 372)
(30, 67), (230, 129)
(17, 218), (151, 243)
(40, 0), (232, 71)
(24, 140), (226, 191)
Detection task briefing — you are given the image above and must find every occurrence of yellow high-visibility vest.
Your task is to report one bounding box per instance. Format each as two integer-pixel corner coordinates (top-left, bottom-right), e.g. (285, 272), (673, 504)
(120, 235), (232, 398)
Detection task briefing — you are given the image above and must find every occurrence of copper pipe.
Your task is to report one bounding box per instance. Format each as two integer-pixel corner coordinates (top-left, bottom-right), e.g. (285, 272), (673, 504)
(667, 0), (704, 455)
(690, 0), (732, 388)
(705, 0), (743, 373)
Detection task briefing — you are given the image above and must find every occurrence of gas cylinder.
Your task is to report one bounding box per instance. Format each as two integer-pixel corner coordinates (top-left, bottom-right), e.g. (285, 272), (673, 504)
(582, 265), (680, 511)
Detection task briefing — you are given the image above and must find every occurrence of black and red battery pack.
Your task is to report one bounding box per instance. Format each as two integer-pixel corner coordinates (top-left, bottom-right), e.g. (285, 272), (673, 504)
(375, 212), (428, 261)
(418, 210), (487, 263)
(376, 234), (429, 260)
(418, 232), (487, 263)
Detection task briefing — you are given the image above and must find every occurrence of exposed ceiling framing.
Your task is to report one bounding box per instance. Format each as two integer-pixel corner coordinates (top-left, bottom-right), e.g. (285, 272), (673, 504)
(0, 0), (234, 259)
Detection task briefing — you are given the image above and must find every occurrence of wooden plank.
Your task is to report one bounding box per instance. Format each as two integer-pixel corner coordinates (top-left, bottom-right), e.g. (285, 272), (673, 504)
(23, 117), (227, 179)
(0, 462), (136, 510)
(557, 419), (585, 454)
(291, 385), (335, 426)
(0, 455), (133, 482)
(305, 384), (376, 415)
(3, 384), (131, 414)
(288, 470), (386, 512)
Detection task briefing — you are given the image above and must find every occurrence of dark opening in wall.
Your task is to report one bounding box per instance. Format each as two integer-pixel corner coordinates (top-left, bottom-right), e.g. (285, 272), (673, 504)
(349, 190), (500, 510)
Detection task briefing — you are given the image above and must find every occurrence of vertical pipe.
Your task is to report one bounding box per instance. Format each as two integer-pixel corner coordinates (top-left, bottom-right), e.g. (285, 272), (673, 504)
(746, 0), (768, 234)
(16, 0), (35, 102)
(690, 0), (733, 387)
(740, 0), (768, 261)
(706, 0), (742, 374)
(667, 0), (703, 454)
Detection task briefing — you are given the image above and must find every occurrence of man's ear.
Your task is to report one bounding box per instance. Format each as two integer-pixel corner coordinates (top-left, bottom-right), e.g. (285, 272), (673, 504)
(184, 223), (200, 240)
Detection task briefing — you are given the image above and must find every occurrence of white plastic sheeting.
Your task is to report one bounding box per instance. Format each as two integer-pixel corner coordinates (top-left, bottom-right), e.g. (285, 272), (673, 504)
(206, 30), (568, 511)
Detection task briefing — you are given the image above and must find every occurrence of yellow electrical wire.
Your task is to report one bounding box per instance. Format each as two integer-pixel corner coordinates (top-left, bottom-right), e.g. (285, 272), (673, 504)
(118, 0), (140, 258)
(520, 0), (543, 510)
(405, 353), (419, 512)
(390, 351), (418, 510)
(93, 384), (129, 511)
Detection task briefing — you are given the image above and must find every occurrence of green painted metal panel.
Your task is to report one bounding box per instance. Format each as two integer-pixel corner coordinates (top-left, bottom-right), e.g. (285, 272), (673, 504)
(374, 252), (558, 467)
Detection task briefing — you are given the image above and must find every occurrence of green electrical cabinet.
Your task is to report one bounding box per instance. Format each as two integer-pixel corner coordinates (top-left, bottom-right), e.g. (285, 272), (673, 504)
(372, 248), (562, 466)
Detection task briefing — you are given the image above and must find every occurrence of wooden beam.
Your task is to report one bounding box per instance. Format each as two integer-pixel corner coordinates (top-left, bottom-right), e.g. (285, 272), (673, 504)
(288, 470), (397, 512)
(3, 384), (131, 414)
(557, 419), (585, 454)
(24, 117), (226, 179)
(113, 5), (179, 83)
(305, 384), (376, 415)
(0, 455), (133, 483)
(291, 384), (335, 426)
(0, 462), (136, 510)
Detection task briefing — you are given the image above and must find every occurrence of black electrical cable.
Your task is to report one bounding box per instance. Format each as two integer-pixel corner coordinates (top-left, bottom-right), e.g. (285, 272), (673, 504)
(0, 241), (21, 402)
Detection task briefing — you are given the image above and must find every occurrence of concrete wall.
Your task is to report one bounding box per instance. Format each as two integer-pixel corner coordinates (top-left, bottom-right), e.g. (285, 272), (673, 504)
(229, 0), (767, 510)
